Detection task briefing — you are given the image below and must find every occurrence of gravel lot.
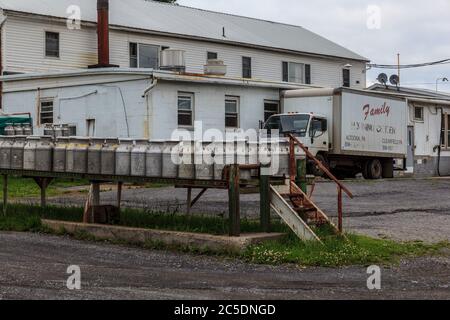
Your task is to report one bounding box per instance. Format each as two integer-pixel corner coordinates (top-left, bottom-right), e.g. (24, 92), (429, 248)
(1, 232), (449, 300)
(19, 177), (450, 243)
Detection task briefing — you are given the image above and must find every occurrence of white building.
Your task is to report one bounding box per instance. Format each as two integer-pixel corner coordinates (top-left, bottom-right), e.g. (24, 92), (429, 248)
(370, 84), (450, 176)
(0, 0), (368, 88)
(0, 68), (309, 139)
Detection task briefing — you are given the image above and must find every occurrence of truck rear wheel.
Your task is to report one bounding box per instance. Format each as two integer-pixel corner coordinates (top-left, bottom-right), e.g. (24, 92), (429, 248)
(367, 159), (383, 180)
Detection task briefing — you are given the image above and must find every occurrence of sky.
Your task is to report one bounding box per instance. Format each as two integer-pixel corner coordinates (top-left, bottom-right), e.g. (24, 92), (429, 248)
(178, 0), (450, 92)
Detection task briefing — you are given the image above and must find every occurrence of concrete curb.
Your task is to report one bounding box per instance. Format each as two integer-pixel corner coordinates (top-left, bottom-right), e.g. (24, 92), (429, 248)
(42, 220), (285, 254)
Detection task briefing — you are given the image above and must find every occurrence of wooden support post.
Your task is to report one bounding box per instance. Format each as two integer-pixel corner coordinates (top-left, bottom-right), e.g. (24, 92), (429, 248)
(117, 182), (123, 210)
(186, 187), (192, 216)
(3, 175), (8, 216)
(338, 186), (343, 234)
(259, 172), (270, 233)
(32, 177), (53, 208)
(92, 182), (101, 206)
(296, 159), (308, 194)
(228, 164), (241, 237)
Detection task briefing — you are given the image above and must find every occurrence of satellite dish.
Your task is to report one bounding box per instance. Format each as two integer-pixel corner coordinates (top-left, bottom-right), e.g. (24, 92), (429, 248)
(377, 73), (388, 85)
(390, 74), (400, 86)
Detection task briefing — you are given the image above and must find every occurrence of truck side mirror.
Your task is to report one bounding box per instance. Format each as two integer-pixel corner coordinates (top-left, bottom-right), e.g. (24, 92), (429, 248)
(321, 119), (328, 132)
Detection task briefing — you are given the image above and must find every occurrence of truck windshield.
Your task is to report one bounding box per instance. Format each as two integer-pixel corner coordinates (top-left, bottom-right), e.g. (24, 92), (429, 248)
(264, 114), (310, 136)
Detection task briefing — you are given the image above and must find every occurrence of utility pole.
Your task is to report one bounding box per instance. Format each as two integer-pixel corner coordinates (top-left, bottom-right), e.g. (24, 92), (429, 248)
(397, 53), (401, 86)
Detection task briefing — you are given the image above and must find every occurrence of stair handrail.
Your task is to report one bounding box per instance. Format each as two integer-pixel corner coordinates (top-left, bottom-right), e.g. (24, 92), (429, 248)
(288, 134), (353, 234)
(288, 134), (353, 198)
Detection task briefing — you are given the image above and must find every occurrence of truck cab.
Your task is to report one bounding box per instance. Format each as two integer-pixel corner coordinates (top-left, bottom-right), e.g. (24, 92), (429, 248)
(263, 113), (329, 157)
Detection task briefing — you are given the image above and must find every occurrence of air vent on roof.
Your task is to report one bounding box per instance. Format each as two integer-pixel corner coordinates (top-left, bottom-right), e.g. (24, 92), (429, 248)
(204, 59), (227, 76)
(160, 49), (186, 73)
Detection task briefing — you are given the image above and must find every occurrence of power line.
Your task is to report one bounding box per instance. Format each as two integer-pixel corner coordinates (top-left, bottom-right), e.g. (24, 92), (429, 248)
(368, 58), (450, 69)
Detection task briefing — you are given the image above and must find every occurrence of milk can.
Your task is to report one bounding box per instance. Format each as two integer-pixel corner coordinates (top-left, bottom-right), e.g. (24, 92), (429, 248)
(0, 136), (14, 169)
(11, 136), (27, 169)
(23, 124), (33, 136)
(66, 137), (89, 174)
(44, 125), (54, 138)
(131, 139), (148, 177)
(73, 137), (89, 174)
(35, 136), (54, 172)
(274, 139), (290, 177)
(115, 138), (134, 176)
(101, 138), (119, 175)
(87, 138), (105, 174)
(178, 140), (195, 180)
(162, 141), (180, 179)
(146, 140), (164, 178)
(236, 140), (251, 180)
(258, 139), (273, 176)
(212, 141), (226, 181)
(4, 124), (15, 136)
(14, 124), (24, 136)
(53, 137), (69, 172)
(23, 136), (41, 171)
(248, 141), (260, 178)
(195, 141), (214, 181)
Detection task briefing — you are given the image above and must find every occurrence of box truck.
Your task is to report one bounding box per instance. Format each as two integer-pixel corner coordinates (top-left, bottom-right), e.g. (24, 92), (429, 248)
(264, 88), (408, 179)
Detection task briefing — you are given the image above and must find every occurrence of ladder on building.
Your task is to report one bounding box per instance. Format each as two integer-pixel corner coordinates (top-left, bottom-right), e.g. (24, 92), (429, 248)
(269, 134), (354, 243)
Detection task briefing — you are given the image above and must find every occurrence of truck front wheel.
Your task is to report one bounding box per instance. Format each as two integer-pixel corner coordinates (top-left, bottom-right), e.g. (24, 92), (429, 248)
(310, 154), (329, 177)
(366, 159), (383, 180)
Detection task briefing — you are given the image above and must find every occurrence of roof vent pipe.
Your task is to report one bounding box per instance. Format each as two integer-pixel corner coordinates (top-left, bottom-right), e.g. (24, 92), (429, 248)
(89, 0), (119, 68)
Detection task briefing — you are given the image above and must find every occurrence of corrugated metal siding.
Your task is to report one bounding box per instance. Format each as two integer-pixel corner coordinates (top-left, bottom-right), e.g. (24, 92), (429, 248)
(4, 15), (366, 88)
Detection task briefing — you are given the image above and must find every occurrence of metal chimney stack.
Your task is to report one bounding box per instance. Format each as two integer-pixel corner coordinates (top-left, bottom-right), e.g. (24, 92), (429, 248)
(89, 0), (118, 68)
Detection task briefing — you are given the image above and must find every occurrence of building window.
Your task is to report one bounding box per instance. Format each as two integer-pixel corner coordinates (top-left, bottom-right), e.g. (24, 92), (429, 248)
(207, 52), (218, 60)
(225, 96), (239, 128)
(414, 106), (424, 121)
(242, 56), (252, 79)
(178, 92), (194, 127)
(282, 62), (309, 83)
(442, 113), (450, 149)
(129, 43), (160, 69)
(45, 32), (60, 58)
(40, 100), (54, 125)
(343, 69), (351, 87)
(264, 101), (280, 121)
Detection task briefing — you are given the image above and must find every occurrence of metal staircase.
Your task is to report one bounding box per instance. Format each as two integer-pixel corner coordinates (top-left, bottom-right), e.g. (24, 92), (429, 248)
(269, 134), (354, 243)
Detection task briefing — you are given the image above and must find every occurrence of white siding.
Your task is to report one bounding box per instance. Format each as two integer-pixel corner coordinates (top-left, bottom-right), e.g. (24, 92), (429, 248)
(3, 15), (366, 88)
(150, 81), (280, 140)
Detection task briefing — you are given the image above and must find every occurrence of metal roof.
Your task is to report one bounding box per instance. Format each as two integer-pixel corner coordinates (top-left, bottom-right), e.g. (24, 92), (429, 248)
(368, 84), (450, 100)
(0, 67), (312, 90)
(0, 0), (368, 62)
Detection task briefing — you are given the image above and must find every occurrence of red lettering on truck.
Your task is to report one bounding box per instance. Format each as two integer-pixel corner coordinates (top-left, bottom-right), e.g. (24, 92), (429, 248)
(363, 103), (391, 120)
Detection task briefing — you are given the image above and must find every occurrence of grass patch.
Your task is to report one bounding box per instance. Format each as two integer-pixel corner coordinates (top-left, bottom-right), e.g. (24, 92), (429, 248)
(0, 177), (89, 198)
(244, 231), (449, 267)
(0, 204), (448, 267)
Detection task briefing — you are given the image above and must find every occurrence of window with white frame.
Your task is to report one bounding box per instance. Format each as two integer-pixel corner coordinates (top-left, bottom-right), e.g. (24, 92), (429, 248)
(414, 106), (424, 121)
(442, 113), (450, 149)
(40, 100), (54, 125)
(129, 43), (160, 69)
(225, 97), (240, 128)
(264, 100), (280, 121)
(178, 92), (194, 127)
(45, 32), (60, 58)
(282, 62), (311, 84)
